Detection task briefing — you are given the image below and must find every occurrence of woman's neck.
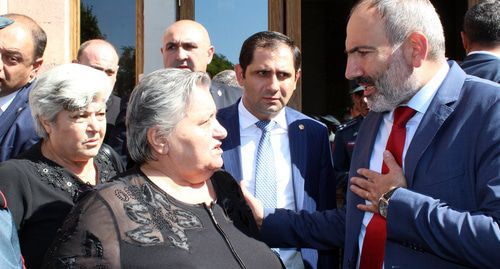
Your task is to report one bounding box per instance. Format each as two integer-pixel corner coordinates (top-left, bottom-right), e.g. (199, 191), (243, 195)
(41, 140), (97, 185)
(140, 162), (215, 206)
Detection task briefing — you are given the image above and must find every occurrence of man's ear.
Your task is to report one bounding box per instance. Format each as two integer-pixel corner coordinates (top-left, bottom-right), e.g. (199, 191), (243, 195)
(294, 68), (302, 85)
(30, 57), (44, 78)
(406, 32), (428, 68)
(207, 46), (215, 64)
(146, 127), (169, 155)
(235, 64), (245, 86)
(460, 31), (470, 54)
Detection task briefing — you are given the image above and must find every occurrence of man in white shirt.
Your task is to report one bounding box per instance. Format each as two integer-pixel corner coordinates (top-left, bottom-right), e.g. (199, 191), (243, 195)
(0, 14), (46, 162)
(244, 1), (500, 269)
(217, 31), (337, 269)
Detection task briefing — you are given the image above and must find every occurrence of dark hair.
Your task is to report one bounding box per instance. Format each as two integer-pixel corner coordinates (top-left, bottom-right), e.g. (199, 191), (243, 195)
(238, 31), (301, 75)
(463, 0), (500, 45)
(4, 13), (47, 60)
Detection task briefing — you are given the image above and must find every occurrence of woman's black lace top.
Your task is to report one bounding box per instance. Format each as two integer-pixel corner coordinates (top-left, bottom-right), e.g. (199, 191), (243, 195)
(0, 142), (124, 269)
(43, 167), (283, 269)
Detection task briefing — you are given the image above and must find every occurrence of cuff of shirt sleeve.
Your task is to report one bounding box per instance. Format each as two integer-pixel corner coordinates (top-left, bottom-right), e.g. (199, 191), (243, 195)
(264, 207), (276, 218)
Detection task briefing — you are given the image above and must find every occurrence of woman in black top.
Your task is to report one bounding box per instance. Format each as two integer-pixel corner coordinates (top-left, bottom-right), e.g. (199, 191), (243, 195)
(44, 69), (283, 268)
(0, 64), (124, 268)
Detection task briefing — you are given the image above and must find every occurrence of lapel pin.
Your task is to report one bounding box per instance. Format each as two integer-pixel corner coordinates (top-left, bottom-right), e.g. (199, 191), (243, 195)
(298, 124), (304, 130)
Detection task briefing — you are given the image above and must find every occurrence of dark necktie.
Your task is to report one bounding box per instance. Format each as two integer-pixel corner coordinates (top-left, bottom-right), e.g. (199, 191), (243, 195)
(359, 106), (416, 269)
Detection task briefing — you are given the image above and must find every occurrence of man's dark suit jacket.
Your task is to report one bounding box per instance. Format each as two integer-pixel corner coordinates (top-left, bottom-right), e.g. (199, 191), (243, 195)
(0, 82), (39, 162)
(106, 94), (121, 128)
(217, 102), (338, 269)
(460, 52), (500, 83)
(259, 61), (500, 269)
(210, 81), (242, 109)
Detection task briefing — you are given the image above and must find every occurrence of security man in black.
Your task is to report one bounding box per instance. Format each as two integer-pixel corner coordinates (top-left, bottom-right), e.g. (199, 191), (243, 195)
(332, 86), (368, 206)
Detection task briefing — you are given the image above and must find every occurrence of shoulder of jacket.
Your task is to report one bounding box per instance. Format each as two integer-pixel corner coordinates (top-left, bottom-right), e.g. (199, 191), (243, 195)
(337, 117), (362, 132)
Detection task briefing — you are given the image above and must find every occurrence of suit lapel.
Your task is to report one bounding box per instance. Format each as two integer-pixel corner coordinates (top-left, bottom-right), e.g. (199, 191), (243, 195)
(218, 103), (243, 181)
(0, 84), (30, 140)
(344, 111), (384, 260)
(404, 62), (463, 187)
(286, 108), (307, 210)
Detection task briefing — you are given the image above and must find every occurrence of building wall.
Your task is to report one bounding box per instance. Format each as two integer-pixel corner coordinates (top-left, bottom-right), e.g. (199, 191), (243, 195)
(1, 0), (72, 73)
(143, 0), (176, 75)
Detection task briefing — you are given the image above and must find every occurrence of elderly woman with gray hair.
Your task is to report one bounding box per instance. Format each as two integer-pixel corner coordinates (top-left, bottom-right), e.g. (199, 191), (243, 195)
(0, 63), (124, 269)
(43, 68), (283, 268)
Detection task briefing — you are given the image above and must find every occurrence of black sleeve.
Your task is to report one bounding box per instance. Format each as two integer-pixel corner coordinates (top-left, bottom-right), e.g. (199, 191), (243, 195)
(211, 170), (260, 239)
(0, 161), (32, 230)
(332, 131), (350, 199)
(42, 190), (121, 268)
(99, 143), (126, 174)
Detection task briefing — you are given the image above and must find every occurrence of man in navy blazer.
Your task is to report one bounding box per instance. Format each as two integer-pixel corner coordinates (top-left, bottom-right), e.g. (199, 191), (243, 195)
(460, 0), (500, 83)
(217, 31), (337, 269)
(244, 1), (500, 269)
(0, 14), (46, 162)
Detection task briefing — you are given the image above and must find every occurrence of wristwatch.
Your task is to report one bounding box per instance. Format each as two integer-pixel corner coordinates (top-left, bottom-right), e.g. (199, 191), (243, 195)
(378, 187), (399, 218)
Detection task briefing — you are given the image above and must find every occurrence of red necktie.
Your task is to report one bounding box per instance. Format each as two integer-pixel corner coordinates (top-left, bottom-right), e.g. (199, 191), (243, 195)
(359, 106), (416, 269)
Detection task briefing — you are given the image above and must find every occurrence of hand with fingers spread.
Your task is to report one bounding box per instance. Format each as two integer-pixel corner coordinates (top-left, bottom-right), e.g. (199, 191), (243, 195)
(350, 150), (407, 214)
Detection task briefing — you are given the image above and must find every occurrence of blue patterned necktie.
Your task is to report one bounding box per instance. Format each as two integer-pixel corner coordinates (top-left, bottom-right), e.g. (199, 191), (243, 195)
(254, 120), (277, 209)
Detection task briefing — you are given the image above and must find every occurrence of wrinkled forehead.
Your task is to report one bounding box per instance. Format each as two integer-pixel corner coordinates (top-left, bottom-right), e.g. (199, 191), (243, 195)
(0, 23), (35, 55)
(86, 50), (118, 67)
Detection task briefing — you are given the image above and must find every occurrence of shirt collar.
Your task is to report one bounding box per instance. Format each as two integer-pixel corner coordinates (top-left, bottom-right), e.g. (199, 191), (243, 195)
(467, 51), (500, 59)
(238, 99), (288, 131)
(0, 90), (19, 114)
(406, 62), (449, 114)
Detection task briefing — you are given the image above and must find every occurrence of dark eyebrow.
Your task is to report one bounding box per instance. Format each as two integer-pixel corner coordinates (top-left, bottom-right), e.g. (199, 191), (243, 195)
(166, 41), (197, 47)
(345, 46), (377, 54)
(165, 41), (179, 47)
(3, 49), (23, 57)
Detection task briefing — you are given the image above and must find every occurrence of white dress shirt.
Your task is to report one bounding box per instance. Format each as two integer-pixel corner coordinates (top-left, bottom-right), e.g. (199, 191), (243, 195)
(356, 63), (450, 269)
(0, 91), (18, 117)
(238, 100), (304, 269)
(238, 100), (295, 213)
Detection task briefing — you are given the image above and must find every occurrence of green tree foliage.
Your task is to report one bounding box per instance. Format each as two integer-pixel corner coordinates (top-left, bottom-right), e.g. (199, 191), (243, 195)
(115, 46), (136, 98)
(207, 53), (234, 77)
(80, 4), (105, 42)
(80, 3), (136, 98)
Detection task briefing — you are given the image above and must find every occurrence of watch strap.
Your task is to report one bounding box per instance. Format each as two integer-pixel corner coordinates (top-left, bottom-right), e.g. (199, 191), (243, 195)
(383, 187), (400, 200)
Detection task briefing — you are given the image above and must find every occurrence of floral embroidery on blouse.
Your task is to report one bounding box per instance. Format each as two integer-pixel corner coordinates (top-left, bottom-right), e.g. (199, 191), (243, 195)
(32, 148), (120, 200)
(116, 182), (203, 251)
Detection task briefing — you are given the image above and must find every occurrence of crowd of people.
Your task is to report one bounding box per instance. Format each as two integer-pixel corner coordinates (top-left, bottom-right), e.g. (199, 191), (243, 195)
(0, 0), (498, 268)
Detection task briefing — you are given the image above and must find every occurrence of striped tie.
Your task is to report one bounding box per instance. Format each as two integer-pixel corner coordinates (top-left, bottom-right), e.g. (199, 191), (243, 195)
(254, 120), (277, 209)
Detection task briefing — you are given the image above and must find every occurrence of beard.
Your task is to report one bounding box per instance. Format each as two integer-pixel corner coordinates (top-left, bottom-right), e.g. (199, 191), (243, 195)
(357, 49), (420, 112)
